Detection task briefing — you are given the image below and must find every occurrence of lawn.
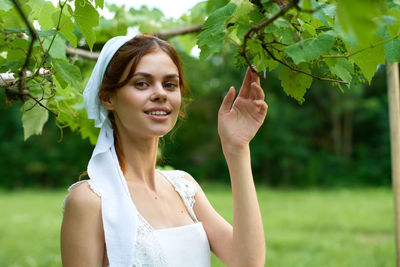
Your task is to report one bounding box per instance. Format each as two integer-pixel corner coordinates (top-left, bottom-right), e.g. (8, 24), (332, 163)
(0, 185), (395, 266)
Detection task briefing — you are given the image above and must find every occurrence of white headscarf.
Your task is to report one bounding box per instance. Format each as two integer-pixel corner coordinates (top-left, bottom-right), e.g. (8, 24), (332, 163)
(83, 36), (138, 267)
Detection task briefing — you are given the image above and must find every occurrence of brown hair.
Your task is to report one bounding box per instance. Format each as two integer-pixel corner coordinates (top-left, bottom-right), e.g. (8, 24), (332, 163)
(98, 34), (191, 174)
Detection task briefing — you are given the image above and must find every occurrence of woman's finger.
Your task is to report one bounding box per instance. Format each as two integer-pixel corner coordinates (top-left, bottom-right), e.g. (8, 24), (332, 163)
(251, 82), (265, 100)
(250, 67), (260, 86)
(219, 86), (236, 113)
(253, 99), (268, 116)
(238, 67), (252, 98)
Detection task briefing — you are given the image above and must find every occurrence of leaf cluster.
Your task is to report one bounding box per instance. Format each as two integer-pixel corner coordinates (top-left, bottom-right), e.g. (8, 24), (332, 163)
(196, 0), (400, 103)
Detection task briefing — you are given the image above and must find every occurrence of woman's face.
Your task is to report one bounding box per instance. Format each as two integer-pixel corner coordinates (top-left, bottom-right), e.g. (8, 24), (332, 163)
(104, 50), (182, 138)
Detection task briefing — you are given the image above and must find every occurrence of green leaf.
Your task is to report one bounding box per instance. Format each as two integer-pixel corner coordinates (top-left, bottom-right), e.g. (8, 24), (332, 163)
(301, 0), (312, 10)
(95, 0), (104, 9)
(254, 53), (278, 72)
(265, 25), (295, 45)
(387, 8), (400, 38)
(203, 2), (237, 28)
(0, 60), (24, 72)
(52, 12), (77, 48)
(285, 31), (337, 64)
(3, 6), (30, 28)
(0, 0), (13, 12)
(52, 59), (82, 89)
(197, 2), (237, 60)
(42, 35), (67, 60)
(74, 0), (99, 50)
(303, 23), (316, 36)
(39, 1), (57, 30)
(336, 0), (387, 45)
(278, 64), (313, 104)
(384, 39), (400, 64)
(36, 29), (57, 37)
(233, 1), (252, 18)
(21, 99), (49, 141)
(80, 113), (99, 144)
(350, 39), (385, 84)
(325, 58), (354, 85)
(206, 0), (230, 13)
(311, 1), (334, 26)
(178, 34), (197, 54)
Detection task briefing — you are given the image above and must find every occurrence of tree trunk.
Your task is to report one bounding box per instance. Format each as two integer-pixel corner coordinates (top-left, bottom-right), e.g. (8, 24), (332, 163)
(386, 61), (400, 267)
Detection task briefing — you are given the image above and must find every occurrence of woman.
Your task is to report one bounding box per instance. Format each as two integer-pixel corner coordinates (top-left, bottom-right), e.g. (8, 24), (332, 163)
(61, 34), (267, 267)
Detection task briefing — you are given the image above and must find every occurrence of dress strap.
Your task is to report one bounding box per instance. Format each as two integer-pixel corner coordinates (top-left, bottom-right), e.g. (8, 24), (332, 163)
(158, 170), (198, 222)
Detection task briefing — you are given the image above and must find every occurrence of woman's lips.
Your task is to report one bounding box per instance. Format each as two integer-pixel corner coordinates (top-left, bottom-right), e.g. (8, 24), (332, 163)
(144, 109), (171, 121)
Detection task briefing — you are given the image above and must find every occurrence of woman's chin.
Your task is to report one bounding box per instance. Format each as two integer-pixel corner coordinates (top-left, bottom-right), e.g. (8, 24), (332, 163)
(148, 127), (173, 137)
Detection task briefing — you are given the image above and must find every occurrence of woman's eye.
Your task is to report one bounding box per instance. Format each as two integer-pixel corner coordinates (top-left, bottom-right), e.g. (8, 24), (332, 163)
(164, 82), (178, 90)
(135, 81), (148, 88)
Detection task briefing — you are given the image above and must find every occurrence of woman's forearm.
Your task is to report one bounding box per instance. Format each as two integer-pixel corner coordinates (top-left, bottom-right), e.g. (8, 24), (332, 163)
(222, 143), (266, 267)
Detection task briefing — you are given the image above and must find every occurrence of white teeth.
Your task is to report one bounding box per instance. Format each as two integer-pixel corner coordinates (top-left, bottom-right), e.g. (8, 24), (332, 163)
(149, 111), (167, 116)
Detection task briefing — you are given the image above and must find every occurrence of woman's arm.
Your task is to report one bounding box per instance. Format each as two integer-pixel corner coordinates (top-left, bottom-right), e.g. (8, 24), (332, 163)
(61, 182), (106, 267)
(192, 67), (267, 266)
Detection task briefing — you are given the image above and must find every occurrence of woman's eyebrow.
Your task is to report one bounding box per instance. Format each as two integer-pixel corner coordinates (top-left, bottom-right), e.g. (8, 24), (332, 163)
(165, 74), (179, 79)
(133, 72), (152, 78)
(133, 72), (179, 79)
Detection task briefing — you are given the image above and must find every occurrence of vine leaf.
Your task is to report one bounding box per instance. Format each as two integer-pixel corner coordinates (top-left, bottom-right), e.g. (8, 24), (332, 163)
(42, 35), (67, 60)
(0, 0), (13, 12)
(384, 39), (400, 64)
(325, 58), (354, 85)
(38, 1), (57, 30)
(21, 99), (49, 141)
(53, 59), (82, 90)
(73, 0), (99, 50)
(311, 1), (334, 26)
(387, 8), (400, 38)
(336, 0), (386, 45)
(52, 10), (77, 48)
(278, 63), (313, 104)
(285, 31), (336, 64)
(302, 0), (312, 10)
(197, 2), (237, 60)
(350, 39), (385, 84)
(95, 0), (104, 9)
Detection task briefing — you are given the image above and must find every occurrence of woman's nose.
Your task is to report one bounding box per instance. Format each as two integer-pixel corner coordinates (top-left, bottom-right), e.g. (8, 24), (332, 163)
(150, 83), (167, 102)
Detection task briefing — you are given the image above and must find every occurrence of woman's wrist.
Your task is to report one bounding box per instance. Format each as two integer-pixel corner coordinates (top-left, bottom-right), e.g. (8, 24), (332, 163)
(221, 141), (250, 159)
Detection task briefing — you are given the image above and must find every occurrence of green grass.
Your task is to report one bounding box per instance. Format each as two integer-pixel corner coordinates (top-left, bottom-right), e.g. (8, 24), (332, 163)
(0, 186), (395, 266)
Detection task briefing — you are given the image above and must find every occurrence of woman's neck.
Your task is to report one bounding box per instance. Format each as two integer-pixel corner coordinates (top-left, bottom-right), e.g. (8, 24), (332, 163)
(116, 129), (160, 190)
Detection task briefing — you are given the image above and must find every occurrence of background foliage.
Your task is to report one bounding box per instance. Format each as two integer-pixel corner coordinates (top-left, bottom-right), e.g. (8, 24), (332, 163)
(0, 0), (399, 188)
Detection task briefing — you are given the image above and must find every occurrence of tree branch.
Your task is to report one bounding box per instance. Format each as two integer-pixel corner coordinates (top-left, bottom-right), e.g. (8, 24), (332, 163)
(0, 69), (51, 86)
(261, 43), (349, 85)
(65, 24), (204, 60)
(65, 47), (100, 59)
(10, 0), (38, 95)
(241, 0), (299, 76)
(26, 92), (58, 117)
(156, 24), (203, 40)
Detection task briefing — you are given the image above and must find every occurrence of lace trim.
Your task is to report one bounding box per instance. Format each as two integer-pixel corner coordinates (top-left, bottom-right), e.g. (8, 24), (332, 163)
(135, 213), (168, 266)
(62, 179), (101, 214)
(159, 170), (198, 222)
(137, 212), (153, 233)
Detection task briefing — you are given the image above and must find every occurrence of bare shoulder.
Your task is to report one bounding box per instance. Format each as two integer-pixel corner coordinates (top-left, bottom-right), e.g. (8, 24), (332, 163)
(64, 181), (101, 218)
(61, 181), (105, 267)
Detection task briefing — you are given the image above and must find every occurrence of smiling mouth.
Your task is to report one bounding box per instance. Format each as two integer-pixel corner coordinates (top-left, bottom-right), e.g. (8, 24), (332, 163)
(145, 110), (171, 116)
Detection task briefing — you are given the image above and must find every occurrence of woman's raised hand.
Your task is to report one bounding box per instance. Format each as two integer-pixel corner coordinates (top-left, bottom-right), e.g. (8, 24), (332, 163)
(218, 67), (268, 152)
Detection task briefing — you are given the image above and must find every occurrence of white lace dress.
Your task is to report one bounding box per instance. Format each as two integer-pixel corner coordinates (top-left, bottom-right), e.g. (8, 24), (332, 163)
(63, 170), (211, 267)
